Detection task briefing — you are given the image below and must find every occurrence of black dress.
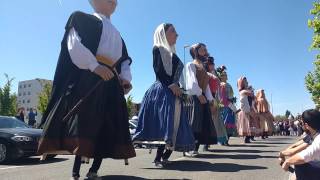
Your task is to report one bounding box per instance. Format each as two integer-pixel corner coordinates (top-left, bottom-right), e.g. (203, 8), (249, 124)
(37, 11), (135, 159)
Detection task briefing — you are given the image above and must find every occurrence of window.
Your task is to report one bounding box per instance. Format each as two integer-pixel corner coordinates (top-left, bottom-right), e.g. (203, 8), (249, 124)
(23, 92), (26, 96)
(28, 84), (31, 87)
(27, 100), (30, 103)
(19, 93), (21, 96)
(23, 85), (26, 88)
(28, 92), (31, 95)
(22, 100), (25, 104)
(19, 85), (22, 88)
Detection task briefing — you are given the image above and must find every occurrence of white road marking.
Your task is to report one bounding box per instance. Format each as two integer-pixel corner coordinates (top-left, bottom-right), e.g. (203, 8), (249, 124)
(0, 166), (24, 170)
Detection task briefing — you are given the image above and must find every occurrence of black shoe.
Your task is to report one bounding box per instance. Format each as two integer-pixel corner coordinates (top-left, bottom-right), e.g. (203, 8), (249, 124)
(154, 160), (163, 167)
(203, 145), (209, 152)
(162, 159), (172, 166)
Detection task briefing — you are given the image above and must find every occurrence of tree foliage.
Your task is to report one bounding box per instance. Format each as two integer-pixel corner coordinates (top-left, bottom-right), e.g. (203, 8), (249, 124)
(274, 115), (287, 122)
(126, 95), (134, 119)
(37, 82), (52, 114)
(306, 1), (320, 108)
(285, 110), (291, 118)
(0, 74), (17, 116)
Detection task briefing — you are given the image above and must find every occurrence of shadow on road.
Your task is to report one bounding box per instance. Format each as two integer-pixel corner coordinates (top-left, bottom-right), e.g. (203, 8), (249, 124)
(228, 144), (277, 148)
(195, 153), (277, 160)
(251, 142), (291, 145)
(100, 175), (150, 180)
(209, 149), (278, 154)
(2, 157), (68, 166)
(143, 160), (267, 172)
(264, 137), (297, 141)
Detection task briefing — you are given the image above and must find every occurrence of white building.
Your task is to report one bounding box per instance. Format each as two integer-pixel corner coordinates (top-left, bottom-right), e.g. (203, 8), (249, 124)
(17, 78), (52, 125)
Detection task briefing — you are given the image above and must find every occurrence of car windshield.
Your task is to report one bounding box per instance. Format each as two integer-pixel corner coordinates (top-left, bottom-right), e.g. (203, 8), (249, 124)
(0, 117), (29, 128)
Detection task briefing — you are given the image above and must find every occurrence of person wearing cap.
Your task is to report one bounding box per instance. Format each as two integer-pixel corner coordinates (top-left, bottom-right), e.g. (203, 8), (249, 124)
(37, 0), (136, 179)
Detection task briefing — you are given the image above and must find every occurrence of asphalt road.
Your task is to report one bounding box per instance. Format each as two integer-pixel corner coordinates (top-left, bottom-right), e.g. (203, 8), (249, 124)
(0, 136), (297, 180)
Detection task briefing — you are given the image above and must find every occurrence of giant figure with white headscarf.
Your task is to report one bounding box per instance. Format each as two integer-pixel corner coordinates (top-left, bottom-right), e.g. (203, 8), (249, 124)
(133, 23), (195, 167)
(37, 0), (136, 179)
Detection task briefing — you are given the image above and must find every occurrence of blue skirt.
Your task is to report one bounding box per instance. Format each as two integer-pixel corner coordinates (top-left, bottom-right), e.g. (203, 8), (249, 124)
(221, 107), (237, 136)
(133, 81), (195, 151)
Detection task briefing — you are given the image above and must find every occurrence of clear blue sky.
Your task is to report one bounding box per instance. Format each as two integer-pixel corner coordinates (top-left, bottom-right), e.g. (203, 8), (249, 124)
(0, 0), (317, 116)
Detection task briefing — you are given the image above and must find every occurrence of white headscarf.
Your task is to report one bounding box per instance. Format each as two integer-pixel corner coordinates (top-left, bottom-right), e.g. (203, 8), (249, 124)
(153, 23), (176, 76)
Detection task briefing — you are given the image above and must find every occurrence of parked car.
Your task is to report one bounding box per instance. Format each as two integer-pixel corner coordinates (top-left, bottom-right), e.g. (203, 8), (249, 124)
(129, 118), (138, 126)
(129, 120), (137, 136)
(0, 116), (42, 163)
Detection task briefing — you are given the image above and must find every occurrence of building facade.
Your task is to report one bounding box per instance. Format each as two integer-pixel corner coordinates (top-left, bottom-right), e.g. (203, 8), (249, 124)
(17, 78), (52, 125)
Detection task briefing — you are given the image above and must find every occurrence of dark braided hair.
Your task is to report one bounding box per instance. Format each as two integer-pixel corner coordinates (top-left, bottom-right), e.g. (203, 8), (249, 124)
(164, 23), (173, 32)
(190, 43), (206, 59)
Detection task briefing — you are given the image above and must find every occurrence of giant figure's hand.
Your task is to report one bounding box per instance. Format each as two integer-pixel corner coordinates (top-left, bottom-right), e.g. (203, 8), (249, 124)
(198, 95), (207, 104)
(169, 84), (182, 97)
(94, 65), (114, 81)
(121, 79), (132, 95)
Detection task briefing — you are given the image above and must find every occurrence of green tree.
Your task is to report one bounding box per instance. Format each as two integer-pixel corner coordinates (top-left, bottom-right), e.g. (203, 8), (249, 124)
(0, 86), (2, 112)
(126, 95), (134, 119)
(285, 110), (291, 119)
(9, 94), (17, 116)
(0, 74), (17, 116)
(274, 115), (287, 122)
(37, 83), (52, 114)
(306, 1), (320, 109)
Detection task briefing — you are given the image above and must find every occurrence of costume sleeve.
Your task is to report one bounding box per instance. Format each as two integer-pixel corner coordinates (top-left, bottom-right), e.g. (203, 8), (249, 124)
(119, 60), (132, 82)
(227, 83), (234, 99)
(205, 85), (213, 101)
(118, 39), (132, 82)
(172, 59), (184, 86)
(298, 135), (320, 162)
(67, 28), (99, 72)
(208, 77), (216, 93)
(185, 63), (202, 96)
(153, 47), (170, 85)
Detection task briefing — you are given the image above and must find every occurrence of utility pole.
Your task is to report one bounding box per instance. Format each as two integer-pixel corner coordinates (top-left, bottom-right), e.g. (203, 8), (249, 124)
(270, 93), (273, 114)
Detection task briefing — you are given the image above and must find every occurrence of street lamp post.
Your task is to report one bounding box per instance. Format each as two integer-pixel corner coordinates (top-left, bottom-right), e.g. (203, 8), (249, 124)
(182, 45), (190, 91)
(183, 45), (190, 65)
(270, 93), (273, 114)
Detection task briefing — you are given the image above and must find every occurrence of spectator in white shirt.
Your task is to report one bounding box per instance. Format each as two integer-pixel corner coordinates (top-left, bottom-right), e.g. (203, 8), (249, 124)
(281, 109), (320, 180)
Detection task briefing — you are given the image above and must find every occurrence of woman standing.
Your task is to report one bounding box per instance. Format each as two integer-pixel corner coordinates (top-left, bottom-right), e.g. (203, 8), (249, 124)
(133, 23), (195, 166)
